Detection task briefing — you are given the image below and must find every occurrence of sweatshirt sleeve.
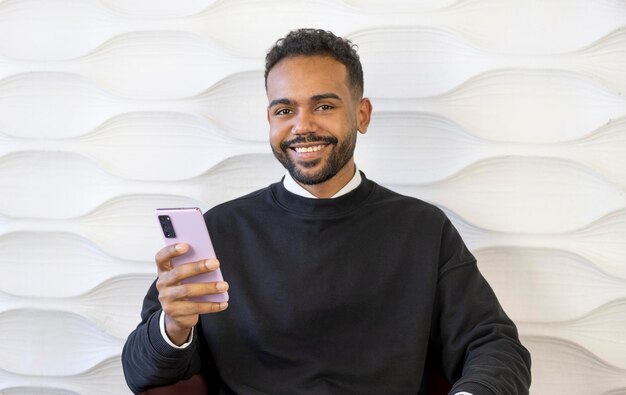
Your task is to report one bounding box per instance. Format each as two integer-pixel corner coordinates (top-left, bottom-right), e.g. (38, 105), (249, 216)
(431, 218), (531, 395)
(121, 279), (203, 394)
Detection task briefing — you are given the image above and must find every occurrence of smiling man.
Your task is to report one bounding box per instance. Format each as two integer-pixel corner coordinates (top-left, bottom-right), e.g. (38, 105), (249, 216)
(267, 54), (371, 197)
(123, 29), (531, 395)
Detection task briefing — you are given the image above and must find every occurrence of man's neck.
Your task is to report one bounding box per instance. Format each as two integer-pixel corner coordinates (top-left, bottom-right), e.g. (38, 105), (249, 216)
(287, 162), (358, 199)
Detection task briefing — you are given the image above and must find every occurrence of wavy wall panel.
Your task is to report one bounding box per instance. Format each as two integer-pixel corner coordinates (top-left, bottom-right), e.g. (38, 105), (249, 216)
(0, 357), (128, 394)
(2, 0), (623, 58)
(0, 310), (123, 375)
(0, 232), (154, 296)
(0, 0), (624, 393)
(359, 113), (626, 186)
(390, 157), (625, 233)
(522, 336), (626, 395)
(0, 111), (268, 180)
(474, 247), (626, 323)
(519, 301), (626, 369)
(374, 69), (626, 143)
(446, 208), (626, 279)
(0, 71), (268, 140)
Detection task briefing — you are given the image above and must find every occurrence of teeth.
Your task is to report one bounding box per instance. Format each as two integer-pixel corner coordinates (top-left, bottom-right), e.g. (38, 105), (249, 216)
(295, 145), (324, 153)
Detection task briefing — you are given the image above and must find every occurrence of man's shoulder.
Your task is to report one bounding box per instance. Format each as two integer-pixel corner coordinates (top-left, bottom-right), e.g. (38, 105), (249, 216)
(204, 182), (278, 218)
(369, 180), (447, 220)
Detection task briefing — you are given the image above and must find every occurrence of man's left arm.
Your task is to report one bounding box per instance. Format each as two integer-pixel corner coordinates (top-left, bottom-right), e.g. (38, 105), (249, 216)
(431, 218), (532, 395)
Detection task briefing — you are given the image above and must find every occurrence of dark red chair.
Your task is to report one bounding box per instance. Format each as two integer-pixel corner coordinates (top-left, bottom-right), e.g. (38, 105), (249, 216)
(140, 369), (451, 394)
(140, 374), (208, 395)
(427, 365), (454, 394)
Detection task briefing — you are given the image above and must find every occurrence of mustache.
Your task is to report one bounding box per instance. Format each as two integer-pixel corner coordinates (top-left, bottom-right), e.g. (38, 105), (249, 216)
(280, 135), (338, 151)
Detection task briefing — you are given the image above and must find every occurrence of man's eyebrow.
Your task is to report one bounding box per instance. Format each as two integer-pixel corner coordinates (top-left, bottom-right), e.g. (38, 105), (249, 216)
(268, 98), (292, 109)
(311, 93), (342, 102)
(268, 93), (342, 109)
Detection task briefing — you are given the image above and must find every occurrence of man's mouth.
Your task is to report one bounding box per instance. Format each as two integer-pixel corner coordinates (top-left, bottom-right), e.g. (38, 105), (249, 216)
(293, 145), (326, 153)
(281, 135), (337, 153)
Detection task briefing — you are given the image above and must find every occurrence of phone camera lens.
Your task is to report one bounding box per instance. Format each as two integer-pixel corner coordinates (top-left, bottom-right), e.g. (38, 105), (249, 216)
(159, 214), (176, 237)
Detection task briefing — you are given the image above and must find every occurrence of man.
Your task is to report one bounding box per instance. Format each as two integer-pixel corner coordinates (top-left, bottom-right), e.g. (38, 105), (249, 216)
(122, 29), (531, 394)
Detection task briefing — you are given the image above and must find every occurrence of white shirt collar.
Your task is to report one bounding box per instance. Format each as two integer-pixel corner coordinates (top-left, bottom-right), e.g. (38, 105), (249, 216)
(283, 165), (362, 199)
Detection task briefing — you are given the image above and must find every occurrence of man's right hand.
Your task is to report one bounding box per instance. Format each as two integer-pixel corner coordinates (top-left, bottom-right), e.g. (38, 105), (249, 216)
(155, 243), (229, 345)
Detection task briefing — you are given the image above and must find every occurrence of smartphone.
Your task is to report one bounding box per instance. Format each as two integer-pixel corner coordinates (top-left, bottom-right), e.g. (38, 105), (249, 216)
(156, 207), (229, 303)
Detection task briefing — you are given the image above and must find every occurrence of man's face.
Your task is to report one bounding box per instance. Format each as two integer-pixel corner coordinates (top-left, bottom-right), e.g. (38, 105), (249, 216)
(266, 55), (370, 185)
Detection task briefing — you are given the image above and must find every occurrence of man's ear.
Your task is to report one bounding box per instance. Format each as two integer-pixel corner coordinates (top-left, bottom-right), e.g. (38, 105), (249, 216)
(357, 98), (373, 134)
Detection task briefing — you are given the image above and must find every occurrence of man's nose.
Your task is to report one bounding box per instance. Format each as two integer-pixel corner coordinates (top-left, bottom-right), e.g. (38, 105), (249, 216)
(292, 110), (316, 135)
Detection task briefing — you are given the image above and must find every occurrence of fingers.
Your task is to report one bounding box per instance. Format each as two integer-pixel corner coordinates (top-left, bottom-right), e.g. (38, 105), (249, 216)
(156, 266), (228, 309)
(159, 281), (229, 301)
(163, 300), (229, 318)
(155, 243), (188, 272)
(158, 258), (222, 287)
(154, 243), (229, 340)
(154, 241), (221, 285)
(157, 280), (229, 327)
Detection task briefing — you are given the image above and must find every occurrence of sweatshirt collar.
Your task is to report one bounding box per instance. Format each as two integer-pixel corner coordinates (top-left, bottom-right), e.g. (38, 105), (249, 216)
(272, 170), (374, 218)
(283, 165), (362, 199)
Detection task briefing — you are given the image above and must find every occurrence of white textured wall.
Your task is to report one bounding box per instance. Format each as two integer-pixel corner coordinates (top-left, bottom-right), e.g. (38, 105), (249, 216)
(0, 1), (625, 394)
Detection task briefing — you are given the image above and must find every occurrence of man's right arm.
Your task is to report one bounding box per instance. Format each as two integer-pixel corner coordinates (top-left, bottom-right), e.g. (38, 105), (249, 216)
(121, 280), (203, 393)
(121, 244), (229, 394)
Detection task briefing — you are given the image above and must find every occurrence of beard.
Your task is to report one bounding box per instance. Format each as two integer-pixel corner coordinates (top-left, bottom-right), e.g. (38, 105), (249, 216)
(271, 130), (357, 185)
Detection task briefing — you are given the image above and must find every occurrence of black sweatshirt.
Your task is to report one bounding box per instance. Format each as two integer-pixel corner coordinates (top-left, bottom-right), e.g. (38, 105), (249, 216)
(122, 174), (531, 394)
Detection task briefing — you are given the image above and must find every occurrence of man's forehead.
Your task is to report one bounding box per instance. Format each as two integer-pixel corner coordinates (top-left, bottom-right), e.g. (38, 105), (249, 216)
(266, 55), (350, 100)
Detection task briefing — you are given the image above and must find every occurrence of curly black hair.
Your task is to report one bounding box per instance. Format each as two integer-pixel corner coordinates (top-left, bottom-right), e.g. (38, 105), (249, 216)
(264, 28), (364, 99)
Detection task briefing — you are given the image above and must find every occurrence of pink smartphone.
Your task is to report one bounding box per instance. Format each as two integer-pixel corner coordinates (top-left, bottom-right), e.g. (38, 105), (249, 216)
(156, 207), (229, 303)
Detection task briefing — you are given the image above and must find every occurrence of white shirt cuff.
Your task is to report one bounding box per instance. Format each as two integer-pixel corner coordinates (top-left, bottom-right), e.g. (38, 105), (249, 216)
(454, 392), (473, 395)
(159, 310), (194, 349)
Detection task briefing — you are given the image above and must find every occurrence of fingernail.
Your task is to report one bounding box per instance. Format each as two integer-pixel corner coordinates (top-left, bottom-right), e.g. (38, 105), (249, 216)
(216, 282), (228, 291)
(205, 259), (217, 269)
(175, 244), (184, 252)
(220, 302), (229, 310)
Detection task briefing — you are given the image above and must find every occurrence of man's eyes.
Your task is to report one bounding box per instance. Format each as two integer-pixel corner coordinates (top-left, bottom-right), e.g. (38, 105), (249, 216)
(275, 108), (292, 115)
(273, 104), (333, 116)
